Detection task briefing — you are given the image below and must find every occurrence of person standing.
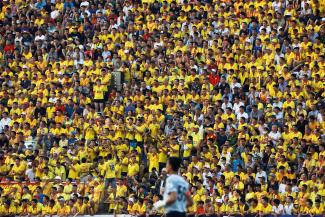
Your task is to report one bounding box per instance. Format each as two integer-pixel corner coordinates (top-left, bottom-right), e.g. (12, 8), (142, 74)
(154, 157), (193, 217)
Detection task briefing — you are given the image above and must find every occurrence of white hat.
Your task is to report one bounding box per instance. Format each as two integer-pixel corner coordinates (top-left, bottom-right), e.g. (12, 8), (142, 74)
(80, 1), (89, 7)
(50, 10), (60, 19)
(54, 176), (61, 180)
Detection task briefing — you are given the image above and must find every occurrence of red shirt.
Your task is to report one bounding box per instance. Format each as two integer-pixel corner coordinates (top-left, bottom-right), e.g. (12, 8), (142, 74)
(197, 206), (205, 215)
(55, 105), (65, 113)
(208, 73), (220, 86)
(4, 44), (14, 53)
(143, 33), (152, 41)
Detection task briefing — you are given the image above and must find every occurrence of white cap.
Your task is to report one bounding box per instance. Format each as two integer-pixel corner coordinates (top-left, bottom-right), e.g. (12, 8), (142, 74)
(54, 176), (61, 180)
(80, 1), (89, 7)
(50, 10), (60, 19)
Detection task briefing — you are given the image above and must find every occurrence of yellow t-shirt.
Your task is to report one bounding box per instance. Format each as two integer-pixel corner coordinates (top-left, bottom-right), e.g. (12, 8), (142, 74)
(258, 203), (273, 214)
(104, 159), (116, 179)
(93, 85), (105, 100)
(128, 163), (139, 177)
(148, 153), (159, 172)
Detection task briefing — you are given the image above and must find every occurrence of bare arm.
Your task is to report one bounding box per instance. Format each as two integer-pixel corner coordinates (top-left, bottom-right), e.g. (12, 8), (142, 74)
(185, 191), (193, 207)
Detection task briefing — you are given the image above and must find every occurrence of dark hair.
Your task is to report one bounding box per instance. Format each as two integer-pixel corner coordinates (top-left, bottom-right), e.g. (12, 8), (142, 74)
(168, 157), (181, 172)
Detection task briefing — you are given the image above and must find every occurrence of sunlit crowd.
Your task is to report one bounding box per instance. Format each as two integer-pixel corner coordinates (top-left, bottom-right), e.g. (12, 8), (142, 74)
(0, 0), (324, 216)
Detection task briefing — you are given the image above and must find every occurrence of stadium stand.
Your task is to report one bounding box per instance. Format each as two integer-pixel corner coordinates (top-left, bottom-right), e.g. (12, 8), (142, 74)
(0, 0), (324, 216)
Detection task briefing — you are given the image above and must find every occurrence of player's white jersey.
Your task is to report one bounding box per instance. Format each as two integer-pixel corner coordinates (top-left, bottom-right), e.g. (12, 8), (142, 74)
(163, 174), (189, 213)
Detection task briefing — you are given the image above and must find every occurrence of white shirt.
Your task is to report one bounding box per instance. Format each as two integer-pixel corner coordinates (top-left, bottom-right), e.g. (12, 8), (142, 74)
(154, 42), (163, 49)
(50, 10), (60, 19)
(233, 102), (245, 114)
(230, 82), (242, 92)
(284, 203), (294, 215)
(272, 204), (284, 214)
(221, 102), (233, 111)
(237, 112), (248, 120)
(102, 50), (111, 61)
(25, 168), (35, 181)
(279, 183), (287, 194)
(48, 97), (57, 104)
(220, 27), (229, 36)
(35, 34), (46, 41)
(255, 171), (267, 183)
(275, 111), (283, 121)
(292, 185), (299, 192)
(122, 5), (133, 16)
(14, 36), (23, 45)
(273, 101), (283, 109)
(164, 174), (189, 213)
(202, 171), (213, 187)
(0, 117), (11, 132)
(268, 131), (281, 143)
(220, 152), (232, 164)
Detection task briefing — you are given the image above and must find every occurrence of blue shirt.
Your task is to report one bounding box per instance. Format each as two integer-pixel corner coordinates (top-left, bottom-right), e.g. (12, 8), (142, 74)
(232, 159), (243, 172)
(164, 174), (189, 213)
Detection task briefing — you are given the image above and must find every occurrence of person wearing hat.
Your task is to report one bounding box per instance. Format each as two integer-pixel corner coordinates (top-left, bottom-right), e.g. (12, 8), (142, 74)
(56, 196), (71, 216)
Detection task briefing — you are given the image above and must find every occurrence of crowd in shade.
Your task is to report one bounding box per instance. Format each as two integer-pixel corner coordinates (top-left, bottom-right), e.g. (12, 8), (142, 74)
(0, 0), (324, 216)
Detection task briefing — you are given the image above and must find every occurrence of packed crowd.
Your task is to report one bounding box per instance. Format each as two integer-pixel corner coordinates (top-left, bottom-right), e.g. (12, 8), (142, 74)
(0, 0), (324, 216)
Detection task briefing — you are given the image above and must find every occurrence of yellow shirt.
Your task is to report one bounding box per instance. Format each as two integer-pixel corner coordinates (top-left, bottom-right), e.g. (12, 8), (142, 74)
(42, 205), (57, 215)
(93, 85), (105, 100)
(169, 144), (180, 157)
(128, 162), (139, 177)
(183, 143), (193, 158)
(0, 205), (17, 215)
(27, 203), (43, 215)
(56, 205), (70, 216)
(258, 203), (273, 214)
(104, 159), (116, 179)
(148, 153), (159, 172)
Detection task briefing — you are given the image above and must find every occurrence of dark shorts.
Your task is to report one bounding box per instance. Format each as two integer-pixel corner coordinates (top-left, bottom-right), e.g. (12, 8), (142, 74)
(166, 211), (186, 217)
(94, 99), (104, 103)
(105, 178), (116, 189)
(159, 162), (166, 172)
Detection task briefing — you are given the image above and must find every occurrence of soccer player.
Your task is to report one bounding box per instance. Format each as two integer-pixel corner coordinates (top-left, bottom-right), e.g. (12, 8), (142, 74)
(154, 157), (193, 217)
